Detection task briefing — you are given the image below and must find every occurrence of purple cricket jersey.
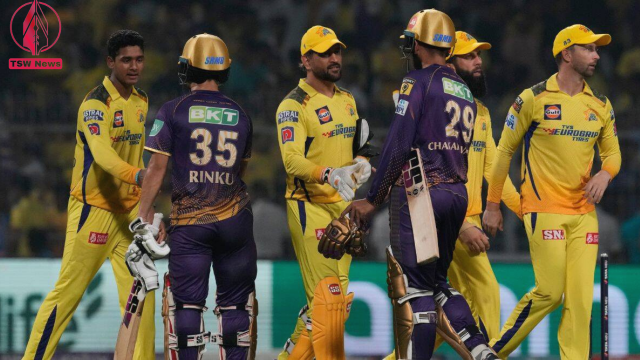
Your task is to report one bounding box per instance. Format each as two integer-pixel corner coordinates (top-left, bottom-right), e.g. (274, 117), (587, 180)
(146, 90), (252, 225)
(366, 64), (477, 206)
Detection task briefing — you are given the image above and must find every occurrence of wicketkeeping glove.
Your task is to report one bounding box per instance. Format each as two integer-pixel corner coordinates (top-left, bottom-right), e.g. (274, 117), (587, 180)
(353, 157), (372, 188)
(323, 162), (366, 202)
(318, 215), (367, 259)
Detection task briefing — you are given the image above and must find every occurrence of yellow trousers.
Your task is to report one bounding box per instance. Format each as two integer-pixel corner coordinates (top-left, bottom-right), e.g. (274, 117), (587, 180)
(490, 211), (599, 359)
(23, 197), (155, 360)
(285, 199), (351, 355)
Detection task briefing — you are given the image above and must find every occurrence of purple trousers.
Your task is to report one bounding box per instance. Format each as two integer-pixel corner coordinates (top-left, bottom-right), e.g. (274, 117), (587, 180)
(168, 207), (257, 360)
(390, 183), (486, 358)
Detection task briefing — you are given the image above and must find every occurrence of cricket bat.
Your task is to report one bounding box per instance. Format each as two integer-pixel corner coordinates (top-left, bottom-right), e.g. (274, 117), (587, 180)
(114, 214), (163, 360)
(402, 148), (439, 264)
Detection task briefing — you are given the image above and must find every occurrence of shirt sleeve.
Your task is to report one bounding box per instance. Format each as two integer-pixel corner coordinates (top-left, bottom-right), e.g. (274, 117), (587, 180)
(483, 118), (521, 217)
(243, 114), (253, 160)
(366, 76), (423, 206)
(78, 99), (141, 185)
(487, 89), (534, 204)
(145, 103), (173, 156)
(276, 100), (325, 183)
(598, 99), (621, 179)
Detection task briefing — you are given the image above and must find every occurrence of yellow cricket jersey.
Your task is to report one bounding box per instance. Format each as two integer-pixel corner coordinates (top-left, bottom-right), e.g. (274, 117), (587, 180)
(466, 100), (520, 217)
(276, 79), (360, 203)
(488, 73), (621, 215)
(70, 76), (147, 213)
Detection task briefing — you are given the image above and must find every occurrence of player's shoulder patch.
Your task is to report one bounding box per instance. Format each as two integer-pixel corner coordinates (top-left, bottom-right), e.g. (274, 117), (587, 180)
(85, 84), (110, 106)
(590, 88), (608, 106)
(284, 86), (309, 105)
(530, 80), (548, 96)
(135, 87), (148, 103)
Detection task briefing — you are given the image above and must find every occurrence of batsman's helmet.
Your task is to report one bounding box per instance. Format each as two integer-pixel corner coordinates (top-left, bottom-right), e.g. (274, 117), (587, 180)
(400, 9), (456, 60)
(178, 33), (231, 85)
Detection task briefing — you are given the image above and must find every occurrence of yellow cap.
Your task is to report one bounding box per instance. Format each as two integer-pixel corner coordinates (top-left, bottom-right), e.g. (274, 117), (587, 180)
(300, 26), (346, 55)
(401, 9), (456, 49)
(552, 24), (611, 57)
(451, 31), (491, 56)
(179, 33), (231, 71)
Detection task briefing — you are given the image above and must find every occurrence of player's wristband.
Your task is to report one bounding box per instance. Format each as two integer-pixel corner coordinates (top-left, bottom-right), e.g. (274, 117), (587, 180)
(321, 167), (333, 184)
(135, 170), (141, 186)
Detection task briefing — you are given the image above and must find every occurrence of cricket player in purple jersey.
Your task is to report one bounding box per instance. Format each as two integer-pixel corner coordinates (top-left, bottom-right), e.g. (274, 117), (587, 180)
(345, 10), (498, 360)
(137, 34), (257, 360)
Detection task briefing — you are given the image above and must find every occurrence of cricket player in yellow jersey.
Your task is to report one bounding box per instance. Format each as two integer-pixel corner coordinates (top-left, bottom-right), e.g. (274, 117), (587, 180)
(276, 26), (375, 360)
(484, 25), (622, 359)
(383, 30), (522, 360)
(23, 30), (156, 360)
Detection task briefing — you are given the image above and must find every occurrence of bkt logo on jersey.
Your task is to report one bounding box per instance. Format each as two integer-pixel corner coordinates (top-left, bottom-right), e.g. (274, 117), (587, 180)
(189, 106), (239, 126)
(442, 78), (473, 103)
(543, 229), (565, 240)
(544, 105), (562, 120)
(315, 106), (333, 124)
(204, 56), (225, 65)
(328, 283), (341, 295)
(113, 110), (124, 128)
(433, 33), (453, 43)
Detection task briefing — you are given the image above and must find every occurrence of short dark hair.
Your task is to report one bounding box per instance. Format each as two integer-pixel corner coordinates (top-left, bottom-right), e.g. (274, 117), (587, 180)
(416, 40), (450, 58)
(107, 30), (144, 59)
(555, 45), (574, 66)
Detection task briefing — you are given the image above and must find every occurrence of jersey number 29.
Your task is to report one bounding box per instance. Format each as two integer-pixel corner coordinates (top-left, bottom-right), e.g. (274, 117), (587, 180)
(444, 100), (474, 143)
(189, 128), (238, 167)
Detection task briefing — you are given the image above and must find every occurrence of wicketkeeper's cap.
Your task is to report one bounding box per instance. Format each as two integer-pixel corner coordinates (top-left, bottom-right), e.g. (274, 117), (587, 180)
(401, 9), (456, 49)
(450, 31), (491, 56)
(552, 24), (611, 57)
(300, 26), (346, 56)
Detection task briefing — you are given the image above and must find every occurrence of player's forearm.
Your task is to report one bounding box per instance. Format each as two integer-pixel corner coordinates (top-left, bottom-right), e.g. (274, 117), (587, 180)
(487, 148), (513, 204)
(501, 176), (522, 218)
(283, 153), (325, 183)
(600, 151), (621, 179)
(138, 154), (168, 222)
(89, 142), (141, 185)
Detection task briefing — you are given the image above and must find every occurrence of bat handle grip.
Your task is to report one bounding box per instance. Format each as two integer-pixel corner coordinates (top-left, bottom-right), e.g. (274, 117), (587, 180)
(152, 213), (163, 228)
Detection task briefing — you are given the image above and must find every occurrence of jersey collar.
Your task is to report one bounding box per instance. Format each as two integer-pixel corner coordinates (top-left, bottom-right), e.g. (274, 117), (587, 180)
(298, 78), (342, 98)
(546, 73), (595, 97)
(102, 76), (140, 101)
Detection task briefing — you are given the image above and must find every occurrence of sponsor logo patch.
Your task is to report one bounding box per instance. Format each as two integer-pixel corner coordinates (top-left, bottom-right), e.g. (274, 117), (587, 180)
(506, 113), (517, 130)
(544, 105), (562, 120)
(315, 228), (325, 240)
(586, 232), (599, 244)
(395, 99), (408, 116)
(400, 77), (416, 95)
(111, 130), (143, 145)
(610, 109), (615, 120)
(433, 33), (453, 43)
(149, 119), (164, 137)
(315, 106), (332, 124)
(204, 56), (225, 65)
(114, 110), (124, 127)
(83, 109), (104, 122)
(88, 232), (108, 244)
(408, 15), (418, 29)
(277, 110), (299, 124)
(542, 229), (565, 240)
(512, 96), (524, 113)
(328, 283), (341, 295)
(281, 126), (294, 144)
(88, 123), (100, 135)
(442, 77), (473, 102)
(189, 106), (239, 126)
(323, 124), (356, 138)
(542, 125), (599, 142)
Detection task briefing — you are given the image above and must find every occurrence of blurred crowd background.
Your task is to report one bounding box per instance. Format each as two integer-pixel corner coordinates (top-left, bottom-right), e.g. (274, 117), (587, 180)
(1, 0), (639, 263)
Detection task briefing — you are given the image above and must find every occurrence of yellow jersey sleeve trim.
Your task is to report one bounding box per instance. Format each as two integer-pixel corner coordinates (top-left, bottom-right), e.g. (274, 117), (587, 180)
(144, 146), (171, 157)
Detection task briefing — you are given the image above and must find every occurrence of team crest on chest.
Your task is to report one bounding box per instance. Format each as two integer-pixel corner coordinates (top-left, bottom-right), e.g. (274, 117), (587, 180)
(584, 108), (598, 122)
(315, 106), (333, 124)
(137, 108), (145, 123)
(114, 110), (124, 127)
(345, 103), (356, 117)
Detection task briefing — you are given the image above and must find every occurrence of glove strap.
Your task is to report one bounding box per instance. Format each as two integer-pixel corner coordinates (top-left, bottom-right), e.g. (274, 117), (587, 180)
(322, 167), (333, 184)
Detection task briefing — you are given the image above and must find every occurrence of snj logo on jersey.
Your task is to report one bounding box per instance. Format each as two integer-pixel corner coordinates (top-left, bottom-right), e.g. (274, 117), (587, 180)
(544, 105), (562, 120)
(9, 1), (62, 69)
(315, 106), (333, 124)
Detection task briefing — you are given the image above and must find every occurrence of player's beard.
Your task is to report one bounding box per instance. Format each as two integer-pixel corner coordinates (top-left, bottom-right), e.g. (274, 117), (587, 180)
(457, 68), (487, 98)
(314, 65), (342, 82)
